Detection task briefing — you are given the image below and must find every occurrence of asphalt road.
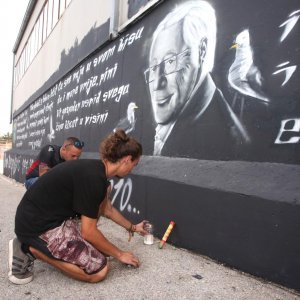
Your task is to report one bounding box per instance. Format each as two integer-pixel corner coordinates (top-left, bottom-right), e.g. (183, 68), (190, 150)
(0, 173), (299, 300)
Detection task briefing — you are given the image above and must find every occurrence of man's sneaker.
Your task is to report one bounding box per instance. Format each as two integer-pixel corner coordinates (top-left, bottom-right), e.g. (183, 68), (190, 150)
(8, 238), (35, 285)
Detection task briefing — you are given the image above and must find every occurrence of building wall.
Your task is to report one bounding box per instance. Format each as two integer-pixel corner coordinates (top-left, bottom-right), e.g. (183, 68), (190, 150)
(14, 1), (45, 62)
(13, 0), (111, 114)
(4, 0), (300, 291)
(0, 142), (12, 160)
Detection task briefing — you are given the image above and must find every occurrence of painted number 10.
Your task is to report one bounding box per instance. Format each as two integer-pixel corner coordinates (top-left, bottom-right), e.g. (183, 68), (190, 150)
(110, 178), (133, 212)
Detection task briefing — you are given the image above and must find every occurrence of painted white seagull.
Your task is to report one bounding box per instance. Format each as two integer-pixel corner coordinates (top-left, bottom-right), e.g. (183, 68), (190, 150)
(113, 102), (138, 134)
(47, 113), (55, 142)
(228, 29), (269, 118)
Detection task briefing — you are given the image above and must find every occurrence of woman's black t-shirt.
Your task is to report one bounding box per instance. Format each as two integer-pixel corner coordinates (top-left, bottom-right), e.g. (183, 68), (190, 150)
(15, 159), (109, 238)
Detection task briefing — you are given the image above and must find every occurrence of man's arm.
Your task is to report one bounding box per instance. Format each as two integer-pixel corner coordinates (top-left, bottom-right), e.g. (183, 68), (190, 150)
(37, 145), (54, 176)
(39, 163), (50, 176)
(100, 195), (146, 234)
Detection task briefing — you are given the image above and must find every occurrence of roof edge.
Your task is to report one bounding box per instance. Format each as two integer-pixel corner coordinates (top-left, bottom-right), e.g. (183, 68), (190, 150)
(13, 0), (37, 53)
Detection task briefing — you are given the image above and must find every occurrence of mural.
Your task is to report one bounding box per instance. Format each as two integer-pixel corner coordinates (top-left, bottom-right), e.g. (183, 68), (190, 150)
(228, 29), (269, 119)
(113, 102), (138, 134)
(8, 0), (300, 167)
(146, 1), (249, 158)
(128, 0), (150, 19)
(4, 0), (300, 290)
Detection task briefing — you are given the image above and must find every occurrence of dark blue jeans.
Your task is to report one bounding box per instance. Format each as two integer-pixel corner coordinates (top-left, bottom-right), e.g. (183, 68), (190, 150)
(24, 177), (39, 190)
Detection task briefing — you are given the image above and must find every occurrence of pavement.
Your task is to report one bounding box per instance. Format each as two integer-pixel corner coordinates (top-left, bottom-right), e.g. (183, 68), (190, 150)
(0, 173), (299, 300)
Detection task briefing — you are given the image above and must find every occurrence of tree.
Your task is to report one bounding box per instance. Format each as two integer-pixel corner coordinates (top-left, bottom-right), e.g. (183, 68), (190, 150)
(0, 132), (12, 142)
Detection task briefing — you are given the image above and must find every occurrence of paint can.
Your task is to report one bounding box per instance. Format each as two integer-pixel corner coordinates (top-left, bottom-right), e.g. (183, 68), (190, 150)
(143, 221), (154, 245)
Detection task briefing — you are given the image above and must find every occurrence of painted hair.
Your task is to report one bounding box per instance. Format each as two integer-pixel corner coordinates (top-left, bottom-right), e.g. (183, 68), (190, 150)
(150, 0), (216, 74)
(100, 129), (142, 163)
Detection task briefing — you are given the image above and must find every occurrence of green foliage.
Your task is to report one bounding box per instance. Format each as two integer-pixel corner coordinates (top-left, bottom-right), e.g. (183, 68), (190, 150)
(0, 132), (12, 142)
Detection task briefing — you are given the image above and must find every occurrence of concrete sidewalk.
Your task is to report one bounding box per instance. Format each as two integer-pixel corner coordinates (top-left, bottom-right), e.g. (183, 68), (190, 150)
(0, 174), (299, 300)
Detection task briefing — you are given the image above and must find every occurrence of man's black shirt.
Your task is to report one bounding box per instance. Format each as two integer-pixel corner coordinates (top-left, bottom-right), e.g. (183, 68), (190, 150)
(16, 159), (109, 238)
(25, 144), (64, 179)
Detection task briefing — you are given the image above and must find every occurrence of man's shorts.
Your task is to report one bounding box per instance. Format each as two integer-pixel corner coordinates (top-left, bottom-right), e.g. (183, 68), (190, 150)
(19, 219), (107, 275)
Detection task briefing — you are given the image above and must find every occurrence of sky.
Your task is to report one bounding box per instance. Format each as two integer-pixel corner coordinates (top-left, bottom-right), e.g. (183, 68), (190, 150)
(0, 1), (29, 136)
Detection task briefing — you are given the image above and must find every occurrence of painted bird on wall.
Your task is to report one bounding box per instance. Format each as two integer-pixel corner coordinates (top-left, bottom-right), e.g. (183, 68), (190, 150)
(228, 29), (269, 118)
(47, 114), (55, 142)
(113, 102), (138, 134)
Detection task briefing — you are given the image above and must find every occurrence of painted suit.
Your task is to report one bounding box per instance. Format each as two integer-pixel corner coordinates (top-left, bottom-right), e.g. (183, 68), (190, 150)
(156, 75), (249, 160)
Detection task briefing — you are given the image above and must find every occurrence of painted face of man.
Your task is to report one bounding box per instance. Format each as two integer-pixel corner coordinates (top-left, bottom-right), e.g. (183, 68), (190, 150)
(148, 22), (201, 125)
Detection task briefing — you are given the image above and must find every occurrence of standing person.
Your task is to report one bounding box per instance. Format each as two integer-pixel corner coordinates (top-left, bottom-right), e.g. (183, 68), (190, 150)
(25, 137), (84, 189)
(144, 0), (249, 159)
(8, 129), (146, 284)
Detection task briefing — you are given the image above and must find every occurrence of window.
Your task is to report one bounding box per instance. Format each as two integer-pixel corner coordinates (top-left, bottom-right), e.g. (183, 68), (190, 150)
(14, 0), (73, 86)
(42, 4), (48, 43)
(47, 0), (53, 36)
(53, 0), (59, 25)
(37, 16), (43, 50)
(59, 0), (66, 18)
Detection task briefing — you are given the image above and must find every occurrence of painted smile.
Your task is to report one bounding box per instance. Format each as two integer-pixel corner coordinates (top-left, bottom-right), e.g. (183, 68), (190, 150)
(155, 95), (173, 106)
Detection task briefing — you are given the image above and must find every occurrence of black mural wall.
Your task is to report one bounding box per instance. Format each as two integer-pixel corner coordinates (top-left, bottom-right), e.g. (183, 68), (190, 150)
(4, 0), (300, 291)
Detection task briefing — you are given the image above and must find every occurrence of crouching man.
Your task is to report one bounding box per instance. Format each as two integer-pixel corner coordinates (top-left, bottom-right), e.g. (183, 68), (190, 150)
(8, 129), (146, 284)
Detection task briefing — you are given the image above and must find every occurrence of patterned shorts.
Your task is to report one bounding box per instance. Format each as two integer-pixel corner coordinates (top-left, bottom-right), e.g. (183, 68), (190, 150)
(40, 219), (107, 275)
